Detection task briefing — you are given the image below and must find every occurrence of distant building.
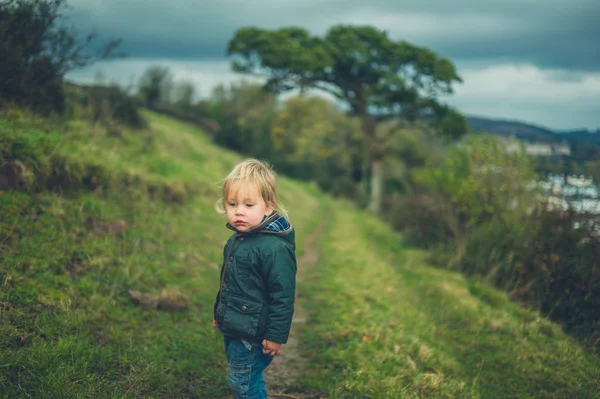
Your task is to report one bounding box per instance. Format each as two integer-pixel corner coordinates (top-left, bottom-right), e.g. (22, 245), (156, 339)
(552, 143), (571, 156)
(539, 174), (600, 218)
(500, 138), (571, 157)
(567, 175), (594, 187)
(524, 142), (571, 156)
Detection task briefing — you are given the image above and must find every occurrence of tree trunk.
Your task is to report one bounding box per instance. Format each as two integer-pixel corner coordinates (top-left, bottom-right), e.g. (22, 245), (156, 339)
(359, 111), (384, 214)
(368, 158), (384, 214)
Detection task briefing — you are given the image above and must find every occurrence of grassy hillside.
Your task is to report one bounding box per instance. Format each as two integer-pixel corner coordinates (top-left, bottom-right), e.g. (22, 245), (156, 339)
(0, 110), (321, 397)
(297, 203), (599, 398)
(1, 109), (599, 398)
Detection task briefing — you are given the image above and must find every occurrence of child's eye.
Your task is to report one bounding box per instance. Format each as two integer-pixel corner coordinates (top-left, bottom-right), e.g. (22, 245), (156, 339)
(227, 202), (235, 207)
(246, 204), (254, 208)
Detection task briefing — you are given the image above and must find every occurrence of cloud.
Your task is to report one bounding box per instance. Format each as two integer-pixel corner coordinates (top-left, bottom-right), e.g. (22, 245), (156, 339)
(66, 0), (600, 71)
(63, 0), (599, 129)
(448, 63), (600, 129)
(67, 59), (600, 130)
(67, 59), (256, 98)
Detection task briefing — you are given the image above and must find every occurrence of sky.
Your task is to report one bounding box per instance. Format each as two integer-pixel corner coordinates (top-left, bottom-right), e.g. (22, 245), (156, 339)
(65, 0), (600, 130)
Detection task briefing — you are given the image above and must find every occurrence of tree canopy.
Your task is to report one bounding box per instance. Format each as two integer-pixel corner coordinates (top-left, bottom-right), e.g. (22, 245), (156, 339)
(0, 0), (121, 113)
(228, 24), (466, 212)
(138, 66), (173, 108)
(229, 25), (460, 116)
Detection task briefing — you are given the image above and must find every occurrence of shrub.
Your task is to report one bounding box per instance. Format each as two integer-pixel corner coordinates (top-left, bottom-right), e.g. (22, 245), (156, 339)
(515, 207), (600, 351)
(80, 84), (147, 131)
(393, 133), (600, 350)
(387, 191), (460, 248)
(0, 0), (120, 114)
(460, 217), (533, 290)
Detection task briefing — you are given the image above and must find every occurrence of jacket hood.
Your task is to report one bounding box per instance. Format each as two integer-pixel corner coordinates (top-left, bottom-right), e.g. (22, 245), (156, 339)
(226, 211), (295, 247)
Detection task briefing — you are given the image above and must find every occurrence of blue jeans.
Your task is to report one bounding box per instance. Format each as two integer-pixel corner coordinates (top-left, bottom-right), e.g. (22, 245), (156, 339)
(224, 336), (274, 399)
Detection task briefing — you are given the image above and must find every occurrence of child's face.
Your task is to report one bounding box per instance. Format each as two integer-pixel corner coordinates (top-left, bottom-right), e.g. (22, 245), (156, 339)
(225, 184), (274, 232)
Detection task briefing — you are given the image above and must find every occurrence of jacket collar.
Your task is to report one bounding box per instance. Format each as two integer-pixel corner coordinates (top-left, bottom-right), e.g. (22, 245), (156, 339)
(225, 211), (292, 235)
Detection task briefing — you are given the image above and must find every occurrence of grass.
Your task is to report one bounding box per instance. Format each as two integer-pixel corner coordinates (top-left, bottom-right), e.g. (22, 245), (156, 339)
(296, 200), (600, 398)
(1, 108), (599, 398)
(0, 110), (321, 398)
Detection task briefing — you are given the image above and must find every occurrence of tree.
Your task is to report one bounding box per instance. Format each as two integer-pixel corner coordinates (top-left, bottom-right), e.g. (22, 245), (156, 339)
(82, 83), (146, 134)
(138, 66), (173, 108)
(585, 160), (600, 183)
(171, 81), (196, 110)
(0, 0), (121, 113)
(414, 135), (538, 227)
(227, 24), (465, 213)
(412, 134), (538, 272)
(429, 106), (470, 141)
(208, 81), (278, 156)
(270, 95), (364, 196)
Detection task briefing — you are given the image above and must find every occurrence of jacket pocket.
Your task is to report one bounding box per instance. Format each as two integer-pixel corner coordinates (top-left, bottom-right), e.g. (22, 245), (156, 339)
(222, 294), (263, 338)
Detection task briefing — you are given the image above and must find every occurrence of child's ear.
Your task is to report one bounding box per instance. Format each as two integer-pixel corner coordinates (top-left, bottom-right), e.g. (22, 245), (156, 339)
(265, 204), (274, 216)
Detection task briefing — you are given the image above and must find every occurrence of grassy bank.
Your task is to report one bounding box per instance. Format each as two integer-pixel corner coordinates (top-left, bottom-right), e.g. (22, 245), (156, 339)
(297, 200), (600, 398)
(0, 111), (321, 398)
(1, 109), (598, 398)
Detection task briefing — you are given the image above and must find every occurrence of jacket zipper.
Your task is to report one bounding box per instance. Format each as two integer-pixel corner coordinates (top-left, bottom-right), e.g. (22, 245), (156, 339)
(218, 234), (239, 315)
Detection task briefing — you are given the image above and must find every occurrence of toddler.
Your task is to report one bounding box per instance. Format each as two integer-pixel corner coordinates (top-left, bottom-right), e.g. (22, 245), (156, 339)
(213, 159), (297, 399)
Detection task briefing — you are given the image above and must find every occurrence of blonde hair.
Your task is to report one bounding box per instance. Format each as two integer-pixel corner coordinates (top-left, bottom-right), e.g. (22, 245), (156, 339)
(216, 159), (288, 219)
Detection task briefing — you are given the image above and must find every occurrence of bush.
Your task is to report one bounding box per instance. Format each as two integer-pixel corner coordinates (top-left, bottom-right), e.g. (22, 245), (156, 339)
(460, 217), (533, 290)
(397, 134), (538, 254)
(393, 133), (600, 350)
(515, 207), (600, 351)
(0, 0), (120, 114)
(387, 191), (460, 248)
(79, 84), (147, 131)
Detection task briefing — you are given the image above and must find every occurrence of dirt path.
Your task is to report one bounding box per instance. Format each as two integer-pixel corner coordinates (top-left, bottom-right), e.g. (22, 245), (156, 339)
(264, 224), (323, 399)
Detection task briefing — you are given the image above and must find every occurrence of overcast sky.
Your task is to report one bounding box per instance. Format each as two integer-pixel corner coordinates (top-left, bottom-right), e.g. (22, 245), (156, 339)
(65, 0), (600, 130)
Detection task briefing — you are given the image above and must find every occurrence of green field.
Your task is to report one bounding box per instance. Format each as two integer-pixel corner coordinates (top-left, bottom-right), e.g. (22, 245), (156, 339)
(1, 110), (598, 398)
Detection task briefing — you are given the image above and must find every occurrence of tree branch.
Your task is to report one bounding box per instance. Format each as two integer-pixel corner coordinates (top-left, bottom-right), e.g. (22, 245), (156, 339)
(310, 83), (346, 101)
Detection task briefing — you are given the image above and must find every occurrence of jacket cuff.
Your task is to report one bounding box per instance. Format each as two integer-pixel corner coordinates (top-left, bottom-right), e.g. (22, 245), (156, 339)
(264, 333), (287, 344)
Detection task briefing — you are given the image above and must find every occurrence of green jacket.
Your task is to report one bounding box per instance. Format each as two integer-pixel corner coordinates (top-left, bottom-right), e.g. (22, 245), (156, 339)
(213, 212), (297, 344)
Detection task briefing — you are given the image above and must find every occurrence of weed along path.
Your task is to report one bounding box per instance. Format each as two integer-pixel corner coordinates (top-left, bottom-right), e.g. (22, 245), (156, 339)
(263, 223), (324, 399)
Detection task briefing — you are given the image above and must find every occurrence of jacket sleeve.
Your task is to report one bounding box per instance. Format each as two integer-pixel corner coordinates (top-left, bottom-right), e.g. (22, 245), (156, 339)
(213, 290), (220, 320)
(262, 242), (297, 344)
(214, 238), (231, 320)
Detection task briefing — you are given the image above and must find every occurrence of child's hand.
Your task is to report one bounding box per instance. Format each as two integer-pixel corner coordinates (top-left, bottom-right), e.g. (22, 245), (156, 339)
(212, 320), (217, 329)
(261, 339), (281, 356)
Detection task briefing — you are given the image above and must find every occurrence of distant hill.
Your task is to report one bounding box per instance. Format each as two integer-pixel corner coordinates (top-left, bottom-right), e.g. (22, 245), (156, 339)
(466, 116), (600, 145)
(555, 129), (600, 145)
